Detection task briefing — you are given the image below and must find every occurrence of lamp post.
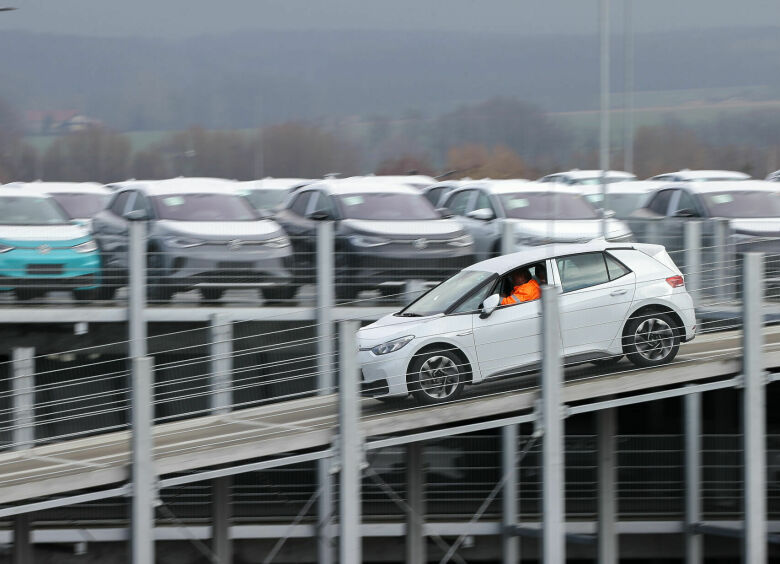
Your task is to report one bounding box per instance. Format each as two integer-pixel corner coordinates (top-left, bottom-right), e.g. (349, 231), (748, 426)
(599, 0), (611, 238)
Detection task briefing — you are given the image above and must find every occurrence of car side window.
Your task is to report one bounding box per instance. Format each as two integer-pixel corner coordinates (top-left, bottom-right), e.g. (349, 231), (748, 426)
(289, 192), (313, 216)
(673, 190), (699, 216)
(473, 191), (493, 214)
(556, 252), (611, 293)
(605, 253), (631, 280)
(309, 191), (336, 218)
(447, 190), (474, 216)
(127, 191), (148, 215)
(648, 189), (675, 216)
(424, 188), (442, 207)
(109, 192), (131, 216)
(451, 278), (497, 314)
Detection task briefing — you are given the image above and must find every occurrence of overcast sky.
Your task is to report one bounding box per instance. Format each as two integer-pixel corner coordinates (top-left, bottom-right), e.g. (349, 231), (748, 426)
(2, 0), (779, 38)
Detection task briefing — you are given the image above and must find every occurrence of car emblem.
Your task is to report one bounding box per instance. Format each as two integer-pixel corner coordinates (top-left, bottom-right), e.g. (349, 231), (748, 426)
(37, 245), (51, 255)
(228, 239), (242, 251)
(412, 238), (428, 250)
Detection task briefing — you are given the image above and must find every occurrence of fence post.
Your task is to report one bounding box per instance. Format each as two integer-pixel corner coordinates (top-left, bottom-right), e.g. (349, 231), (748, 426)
(713, 219), (731, 303)
(316, 220), (336, 564)
(406, 442), (425, 564)
(212, 474), (232, 564)
(742, 253), (765, 564)
(127, 215), (147, 359)
(541, 286), (564, 564)
(131, 356), (155, 564)
(685, 389), (702, 564)
(598, 408), (617, 564)
(502, 424), (519, 564)
(684, 221), (702, 306)
(11, 347), (35, 564)
(339, 321), (361, 564)
(501, 219), (515, 256)
(209, 313), (233, 415)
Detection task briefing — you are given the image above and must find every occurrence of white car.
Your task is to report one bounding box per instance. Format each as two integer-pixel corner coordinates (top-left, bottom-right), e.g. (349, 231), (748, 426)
(582, 180), (668, 219)
(236, 178), (313, 213)
(358, 240), (696, 405)
(5, 182), (111, 227)
(538, 170), (636, 185)
(649, 170), (750, 182)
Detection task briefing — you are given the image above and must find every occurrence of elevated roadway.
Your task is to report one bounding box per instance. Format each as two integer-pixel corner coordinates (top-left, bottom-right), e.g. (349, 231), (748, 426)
(1, 326), (779, 515)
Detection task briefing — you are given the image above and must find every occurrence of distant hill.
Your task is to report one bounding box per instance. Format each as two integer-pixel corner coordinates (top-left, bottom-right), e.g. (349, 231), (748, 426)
(1, 27), (778, 131)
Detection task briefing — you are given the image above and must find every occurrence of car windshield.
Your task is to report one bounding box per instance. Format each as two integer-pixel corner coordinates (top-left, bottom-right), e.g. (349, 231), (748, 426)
(399, 270), (495, 317)
(585, 193), (650, 218)
(701, 190), (780, 218)
(49, 193), (110, 218)
(336, 192), (440, 220)
(243, 189), (289, 210)
(153, 193), (259, 221)
(500, 192), (599, 220)
(0, 196), (69, 225)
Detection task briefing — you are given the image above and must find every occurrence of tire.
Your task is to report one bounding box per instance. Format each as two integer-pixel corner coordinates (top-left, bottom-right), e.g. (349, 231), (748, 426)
(15, 288), (43, 301)
(623, 312), (680, 367)
(407, 347), (466, 405)
(261, 285), (298, 304)
(73, 289), (100, 301)
(146, 250), (175, 303)
(200, 287), (225, 302)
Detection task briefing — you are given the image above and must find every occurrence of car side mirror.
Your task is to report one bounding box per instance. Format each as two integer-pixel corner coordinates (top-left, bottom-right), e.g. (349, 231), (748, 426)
(307, 210), (333, 221)
(436, 207), (454, 219)
(480, 294), (501, 319)
(673, 208), (698, 218)
(598, 208), (616, 219)
(466, 208), (495, 221)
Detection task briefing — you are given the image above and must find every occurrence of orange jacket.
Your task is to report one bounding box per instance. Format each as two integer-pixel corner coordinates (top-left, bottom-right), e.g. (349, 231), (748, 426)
(501, 279), (541, 306)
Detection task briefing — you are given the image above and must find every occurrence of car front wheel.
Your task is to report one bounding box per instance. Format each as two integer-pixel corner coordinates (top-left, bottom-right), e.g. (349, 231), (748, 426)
(623, 312), (680, 367)
(407, 348), (466, 405)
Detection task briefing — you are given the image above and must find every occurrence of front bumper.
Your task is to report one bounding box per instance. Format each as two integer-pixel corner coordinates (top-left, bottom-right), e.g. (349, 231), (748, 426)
(358, 348), (414, 398)
(0, 249), (101, 290)
(158, 246), (294, 287)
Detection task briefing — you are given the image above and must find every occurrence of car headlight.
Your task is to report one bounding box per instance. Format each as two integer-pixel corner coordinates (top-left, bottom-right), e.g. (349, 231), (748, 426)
(166, 236), (205, 248)
(349, 234), (391, 247)
(73, 239), (98, 253)
(0, 243), (14, 253)
(264, 235), (291, 248)
(448, 234), (474, 247)
(371, 335), (414, 356)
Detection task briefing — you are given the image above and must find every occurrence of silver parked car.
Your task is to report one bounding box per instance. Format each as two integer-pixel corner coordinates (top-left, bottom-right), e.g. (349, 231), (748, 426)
(92, 178), (294, 302)
(442, 180), (633, 261)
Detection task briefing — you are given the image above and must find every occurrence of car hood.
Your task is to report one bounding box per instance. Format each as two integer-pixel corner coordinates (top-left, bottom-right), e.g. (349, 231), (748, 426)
(0, 224), (89, 243)
(508, 218), (631, 241)
(729, 219), (780, 236)
(358, 313), (443, 347)
(155, 219), (282, 239)
(342, 219), (463, 238)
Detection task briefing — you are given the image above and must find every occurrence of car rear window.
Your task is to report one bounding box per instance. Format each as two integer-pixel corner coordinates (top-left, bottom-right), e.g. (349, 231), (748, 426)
(499, 192), (598, 220)
(336, 192), (440, 220)
(152, 193), (258, 221)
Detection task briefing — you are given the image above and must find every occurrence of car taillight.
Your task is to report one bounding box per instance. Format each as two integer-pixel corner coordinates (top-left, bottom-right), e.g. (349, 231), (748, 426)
(666, 275), (684, 288)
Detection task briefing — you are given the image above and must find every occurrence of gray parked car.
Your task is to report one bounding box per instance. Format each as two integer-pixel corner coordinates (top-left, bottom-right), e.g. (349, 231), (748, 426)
(441, 180), (633, 261)
(92, 178), (294, 302)
(236, 178), (313, 214)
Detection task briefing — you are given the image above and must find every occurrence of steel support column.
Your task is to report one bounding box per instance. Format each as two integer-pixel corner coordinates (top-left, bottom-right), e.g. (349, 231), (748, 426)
(501, 219), (515, 256)
(598, 408), (617, 564)
(209, 313), (233, 414)
(131, 356), (155, 564)
(212, 476), (232, 563)
(684, 221), (702, 305)
(685, 390), (702, 564)
(502, 424), (519, 564)
(599, 0), (610, 238)
(742, 253), (766, 563)
(12, 514), (32, 564)
(405, 442), (425, 564)
(316, 220), (336, 564)
(713, 219), (731, 303)
(127, 216), (147, 358)
(541, 287), (564, 564)
(11, 347), (35, 564)
(339, 321), (361, 564)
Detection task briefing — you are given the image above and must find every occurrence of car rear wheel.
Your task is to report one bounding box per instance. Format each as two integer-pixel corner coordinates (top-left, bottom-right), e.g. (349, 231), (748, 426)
(16, 288), (43, 301)
(623, 312), (680, 367)
(262, 285), (298, 304)
(408, 348), (465, 405)
(200, 287), (225, 302)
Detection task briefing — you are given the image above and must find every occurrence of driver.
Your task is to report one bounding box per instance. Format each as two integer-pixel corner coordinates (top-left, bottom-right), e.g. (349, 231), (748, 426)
(501, 267), (541, 306)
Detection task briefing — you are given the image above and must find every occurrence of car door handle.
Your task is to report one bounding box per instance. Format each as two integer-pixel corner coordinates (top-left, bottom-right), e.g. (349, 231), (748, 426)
(610, 289), (627, 296)
(456, 330), (473, 336)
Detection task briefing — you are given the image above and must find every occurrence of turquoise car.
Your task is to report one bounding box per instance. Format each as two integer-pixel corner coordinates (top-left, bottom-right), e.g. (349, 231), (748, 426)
(0, 189), (102, 300)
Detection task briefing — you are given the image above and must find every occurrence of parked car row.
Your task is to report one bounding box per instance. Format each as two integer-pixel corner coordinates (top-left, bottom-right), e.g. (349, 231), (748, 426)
(1, 170), (777, 304)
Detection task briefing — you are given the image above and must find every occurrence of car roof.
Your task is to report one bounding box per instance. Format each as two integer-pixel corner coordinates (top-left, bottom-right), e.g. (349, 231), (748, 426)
(547, 170), (636, 180)
(302, 178), (421, 196)
(6, 181), (110, 195)
(580, 180), (668, 195)
(0, 186), (56, 199)
(465, 239), (634, 274)
(351, 174), (437, 187)
(237, 178), (312, 191)
(108, 177), (240, 196)
(652, 170), (751, 181)
(661, 180), (778, 193)
(456, 179), (582, 195)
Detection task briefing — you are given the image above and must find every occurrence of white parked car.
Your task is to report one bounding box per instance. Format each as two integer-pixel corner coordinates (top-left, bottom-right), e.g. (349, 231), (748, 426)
(358, 240), (696, 405)
(582, 180), (668, 219)
(649, 170), (750, 182)
(538, 170), (636, 185)
(5, 182), (111, 228)
(236, 178), (313, 214)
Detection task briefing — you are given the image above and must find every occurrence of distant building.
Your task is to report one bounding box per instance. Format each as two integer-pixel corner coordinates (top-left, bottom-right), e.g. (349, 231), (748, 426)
(24, 110), (102, 134)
